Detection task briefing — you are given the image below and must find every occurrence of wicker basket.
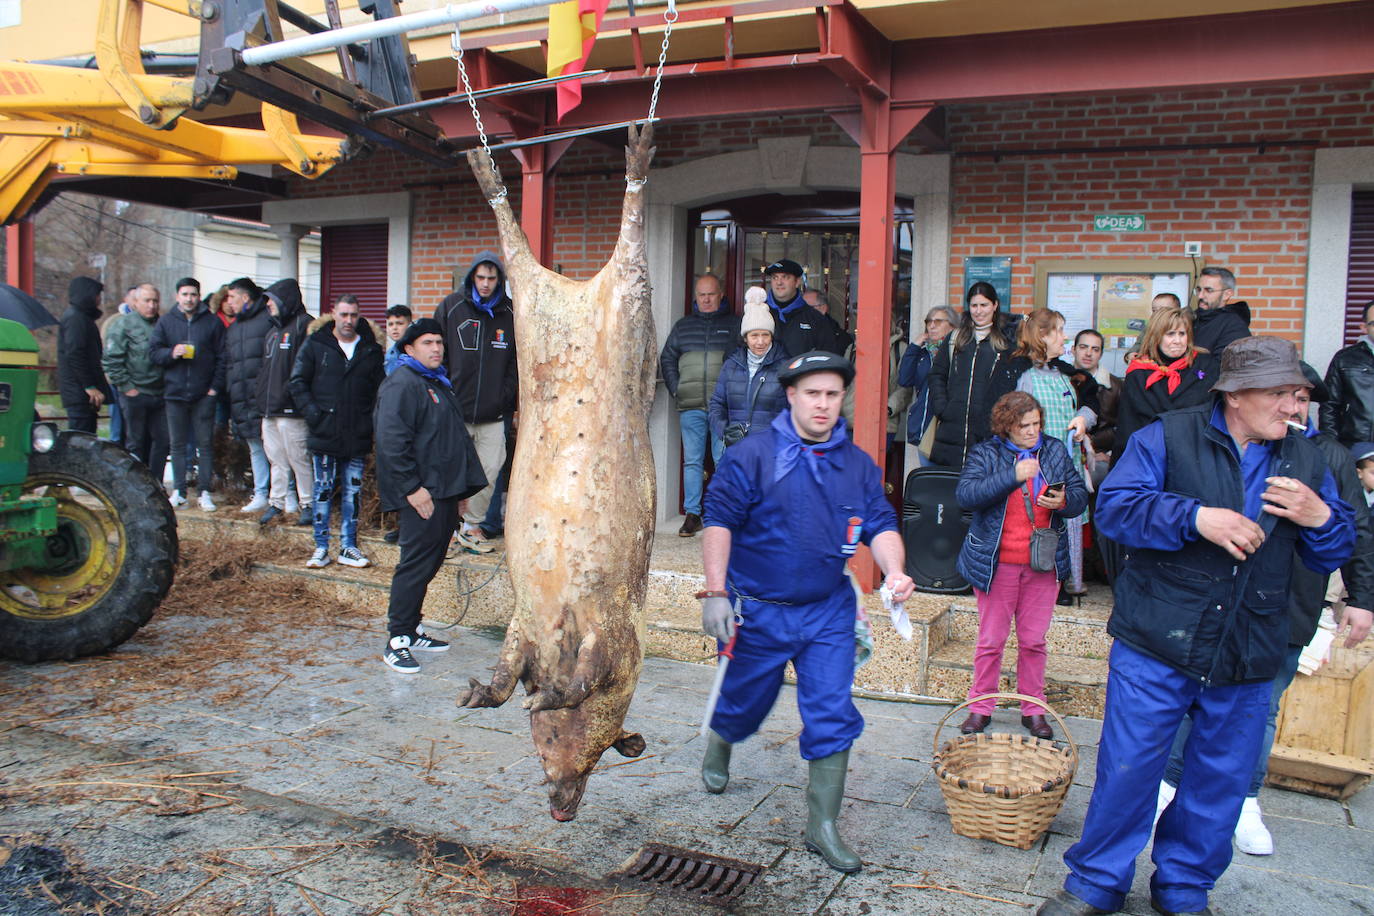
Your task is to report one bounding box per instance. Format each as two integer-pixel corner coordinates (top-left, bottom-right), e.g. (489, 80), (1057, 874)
(931, 693), (1078, 849)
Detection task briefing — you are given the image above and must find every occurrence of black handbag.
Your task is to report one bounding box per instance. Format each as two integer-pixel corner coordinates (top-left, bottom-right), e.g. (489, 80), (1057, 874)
(723, 373), (766, 447)
(1022, 484), (1060, 574)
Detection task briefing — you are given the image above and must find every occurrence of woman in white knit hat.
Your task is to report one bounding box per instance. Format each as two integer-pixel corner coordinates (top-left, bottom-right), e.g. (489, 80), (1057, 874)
(708, 288), (789, 448)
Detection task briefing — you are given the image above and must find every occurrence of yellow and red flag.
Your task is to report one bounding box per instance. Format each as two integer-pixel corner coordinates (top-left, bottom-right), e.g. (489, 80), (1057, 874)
(546, 0), (610, 122)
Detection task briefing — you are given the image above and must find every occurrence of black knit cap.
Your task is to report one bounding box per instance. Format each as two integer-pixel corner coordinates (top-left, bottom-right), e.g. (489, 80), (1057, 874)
(398, 317), (444, 353)
(777, 350), (855, 387)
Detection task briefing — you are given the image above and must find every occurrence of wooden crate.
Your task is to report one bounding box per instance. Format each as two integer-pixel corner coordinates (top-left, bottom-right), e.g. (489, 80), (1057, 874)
(1269, 645), (1374, 799)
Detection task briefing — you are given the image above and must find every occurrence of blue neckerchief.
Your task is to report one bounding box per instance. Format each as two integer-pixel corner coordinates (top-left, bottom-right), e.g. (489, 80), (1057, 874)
(772, 411), (848, 484)
(1001, 434), (1046, 495)
(470, 288), (500, 317)
(766, 289), (806, 322)
(1302, 419), (1319, 439)
(398, 354), (453, 389)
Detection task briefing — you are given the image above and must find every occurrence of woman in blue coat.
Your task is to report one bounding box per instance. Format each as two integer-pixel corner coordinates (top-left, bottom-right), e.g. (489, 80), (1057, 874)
(708, 297), (788, 446)
(954, 391), (1088, 739)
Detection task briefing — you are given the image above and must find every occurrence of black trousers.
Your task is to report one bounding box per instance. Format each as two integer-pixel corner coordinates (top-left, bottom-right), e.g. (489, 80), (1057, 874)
(165, 396), (215, 494)
(120, 392), (169, 485)
(64, 402), (98, 434)
(386, 495), (459, 639)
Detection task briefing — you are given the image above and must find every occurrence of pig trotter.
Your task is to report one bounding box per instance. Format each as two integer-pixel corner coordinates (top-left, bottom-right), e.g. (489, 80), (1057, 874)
(612, 731), (646, 758)
(522, 631), (610, 711)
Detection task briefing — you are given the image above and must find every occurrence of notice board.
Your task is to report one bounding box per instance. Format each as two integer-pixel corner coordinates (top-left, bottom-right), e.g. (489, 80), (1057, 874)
(1034, 259), (1200, 374)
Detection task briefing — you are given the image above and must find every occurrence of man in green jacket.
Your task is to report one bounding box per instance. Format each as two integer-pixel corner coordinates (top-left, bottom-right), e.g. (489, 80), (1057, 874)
(658, 274), (740, 537)
(102, 283), (168, 484)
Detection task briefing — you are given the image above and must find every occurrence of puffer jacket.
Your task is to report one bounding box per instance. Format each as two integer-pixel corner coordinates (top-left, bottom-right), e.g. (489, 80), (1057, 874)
(224, 294), (273, 438)
(707, 343), (789, 442)
(954, 434), (1088, 592)
(1321, 339), (1374, 447)
(148, 303), (226, 402)
(255, 278), (312, 418)
(102, 309), (163, 397)
(927, 330), (1008, 468)
(659, 300), (740, 411)
(58, 277), (106, 406)
(288, 317), (386, 458)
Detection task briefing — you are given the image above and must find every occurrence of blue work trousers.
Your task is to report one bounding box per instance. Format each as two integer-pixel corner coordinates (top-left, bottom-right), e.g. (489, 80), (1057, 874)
(312, 454), (365, 551)
(710, 585), (863, 760)
(680, 409), (723, 516)
(1164, 643), (1304, 797)
(1063, 641), (1269, 914)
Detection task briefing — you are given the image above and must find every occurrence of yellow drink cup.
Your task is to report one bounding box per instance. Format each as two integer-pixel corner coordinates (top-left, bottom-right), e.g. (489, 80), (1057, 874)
(182, 343), (196, 359)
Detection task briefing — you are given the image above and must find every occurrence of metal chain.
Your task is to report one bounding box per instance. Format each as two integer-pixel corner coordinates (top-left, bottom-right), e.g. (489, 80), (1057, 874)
(646, 0), (677, 123)
(452, 28), (507, 202)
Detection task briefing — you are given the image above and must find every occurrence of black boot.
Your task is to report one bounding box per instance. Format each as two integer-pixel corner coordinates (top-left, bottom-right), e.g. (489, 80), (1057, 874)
(803, 750), (861, 873)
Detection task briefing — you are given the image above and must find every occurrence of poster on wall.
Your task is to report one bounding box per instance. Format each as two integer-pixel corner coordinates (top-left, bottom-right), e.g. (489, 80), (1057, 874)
(1152, 274), (1192, 312)
(963, 256), (1013, 312)
(1097, 274), (1152, 350)
(1047, 274), (1096, 353)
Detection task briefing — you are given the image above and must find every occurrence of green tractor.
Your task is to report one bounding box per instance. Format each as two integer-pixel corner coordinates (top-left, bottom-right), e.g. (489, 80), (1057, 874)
(0, 318), (177, 662)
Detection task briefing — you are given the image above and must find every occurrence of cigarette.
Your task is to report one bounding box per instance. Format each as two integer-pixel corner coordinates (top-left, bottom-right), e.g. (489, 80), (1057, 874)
(1285, 420), (1307, 433)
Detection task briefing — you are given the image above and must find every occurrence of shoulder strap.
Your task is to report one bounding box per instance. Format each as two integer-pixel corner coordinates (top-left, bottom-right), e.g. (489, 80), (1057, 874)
(1021, 482), (1038, 524)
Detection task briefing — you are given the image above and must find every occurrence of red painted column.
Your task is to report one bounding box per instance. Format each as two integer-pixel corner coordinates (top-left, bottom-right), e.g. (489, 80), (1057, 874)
(517, 144), (553, 266)
(850, 94), (897, 590)
(5, 219), (35, 293)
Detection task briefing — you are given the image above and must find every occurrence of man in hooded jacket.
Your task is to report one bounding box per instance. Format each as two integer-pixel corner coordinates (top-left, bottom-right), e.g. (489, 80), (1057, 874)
(255, 278), (314, 526)
(433, 252), (517, 551)
(1191, 266), (1252, 357)
(59, 276), (108, 434)
(149, 277), (225, 509)
(223, 277), (274, 512)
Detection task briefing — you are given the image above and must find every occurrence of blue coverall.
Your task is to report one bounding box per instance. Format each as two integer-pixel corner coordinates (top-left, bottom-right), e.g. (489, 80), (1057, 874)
(1063, 405), (1354, 914)
(703, 411), (898, 760)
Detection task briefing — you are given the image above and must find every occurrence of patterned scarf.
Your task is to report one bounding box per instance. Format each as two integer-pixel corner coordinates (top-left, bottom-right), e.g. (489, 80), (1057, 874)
(1126, 353), (1194, 394)
(398, 354), (452, 389)
(772, 411), (848, 484)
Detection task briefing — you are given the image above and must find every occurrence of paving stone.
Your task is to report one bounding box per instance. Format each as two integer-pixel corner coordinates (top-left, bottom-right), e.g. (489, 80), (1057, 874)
(1343, 784), (1374, 830)
(1256, 784), (1352, 827)
(819, 862), (1045, 915)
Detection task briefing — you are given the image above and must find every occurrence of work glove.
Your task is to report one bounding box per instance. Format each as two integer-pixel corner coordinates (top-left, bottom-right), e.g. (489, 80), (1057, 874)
(701, 596), (736, 643)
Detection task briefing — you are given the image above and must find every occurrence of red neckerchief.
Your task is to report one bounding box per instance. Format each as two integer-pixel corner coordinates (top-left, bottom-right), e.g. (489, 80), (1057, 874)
(1126, 353), (1193, 394)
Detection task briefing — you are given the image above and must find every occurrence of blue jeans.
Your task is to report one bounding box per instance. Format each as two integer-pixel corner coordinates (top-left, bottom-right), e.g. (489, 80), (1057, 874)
(108, 394), (123, 446)
(246, 436), (270, 499)
(312, 454), (364, 550)
(679, 409), (723, 516)
(1164, 643), (1304, 797)
(1063, 642), (1269, 914)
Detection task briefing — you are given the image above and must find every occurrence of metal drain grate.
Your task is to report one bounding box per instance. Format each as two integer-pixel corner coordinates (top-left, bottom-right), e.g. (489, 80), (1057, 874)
(615, 843), (763, 907)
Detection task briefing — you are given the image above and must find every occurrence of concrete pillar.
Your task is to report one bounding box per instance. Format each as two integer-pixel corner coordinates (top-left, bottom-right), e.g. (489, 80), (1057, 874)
(272, 223), (309, 280)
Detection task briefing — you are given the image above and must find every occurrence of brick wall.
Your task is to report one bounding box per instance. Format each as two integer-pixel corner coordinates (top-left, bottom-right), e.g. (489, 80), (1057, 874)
(943, 79), (1374, 344)
(286, 78), (1374, 342)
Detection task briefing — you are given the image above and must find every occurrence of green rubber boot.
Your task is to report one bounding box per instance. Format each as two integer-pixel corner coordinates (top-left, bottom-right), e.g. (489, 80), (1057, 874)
(701, 730), (732, 794)
(803, 750), (861, 873)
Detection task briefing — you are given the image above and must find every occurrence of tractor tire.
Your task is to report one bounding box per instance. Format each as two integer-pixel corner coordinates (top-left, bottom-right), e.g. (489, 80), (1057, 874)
(0, 432), (177, 662)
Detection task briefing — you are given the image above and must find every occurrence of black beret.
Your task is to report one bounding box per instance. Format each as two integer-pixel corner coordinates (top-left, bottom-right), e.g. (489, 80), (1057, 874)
(398, 317), (444, 352)
(777, 351), (855, 386)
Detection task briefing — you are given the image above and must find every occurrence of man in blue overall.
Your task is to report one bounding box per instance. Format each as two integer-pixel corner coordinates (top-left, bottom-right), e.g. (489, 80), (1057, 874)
(1039, 336), (1356, 916)
(697, 351), (915, 874)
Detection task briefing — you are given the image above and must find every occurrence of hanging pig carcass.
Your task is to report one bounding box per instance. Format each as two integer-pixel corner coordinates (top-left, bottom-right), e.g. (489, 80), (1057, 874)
(456, 125), (657, 822)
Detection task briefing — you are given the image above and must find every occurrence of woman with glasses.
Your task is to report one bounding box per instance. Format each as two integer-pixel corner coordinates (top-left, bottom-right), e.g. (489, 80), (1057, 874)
(897, 305), (959, 463)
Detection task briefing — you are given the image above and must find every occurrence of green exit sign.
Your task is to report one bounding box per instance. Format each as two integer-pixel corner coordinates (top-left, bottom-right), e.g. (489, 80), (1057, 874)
(1094, 213), (1147, 232)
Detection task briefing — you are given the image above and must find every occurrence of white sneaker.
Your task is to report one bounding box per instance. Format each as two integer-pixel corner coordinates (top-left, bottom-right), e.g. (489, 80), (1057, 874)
(1234, 796), (1274, 855)
(337, 546), (370, 568)
(240, 496), (269, 513)
(198, 491), (217, 512)
(305, 548), (331, 569)
(169, 491), (187, 508)
(1154, 781), (1176, 829)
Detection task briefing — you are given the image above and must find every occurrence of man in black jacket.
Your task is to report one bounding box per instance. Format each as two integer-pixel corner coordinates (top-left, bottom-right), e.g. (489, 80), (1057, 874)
(659, 273), (739, 536)
(762, 259), (851, 358)
(222, 277), (273, 512)
(434, 252), (517, 552)
(58, 276), (108, 434)
(255, 278), (314, 526)
(1320, 299), (1374, 448)
(374, 319), (487, 674)
(149, 277), (225, 510)
(1191, 265), (1252, 356)
(289, 295), (385, 569)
